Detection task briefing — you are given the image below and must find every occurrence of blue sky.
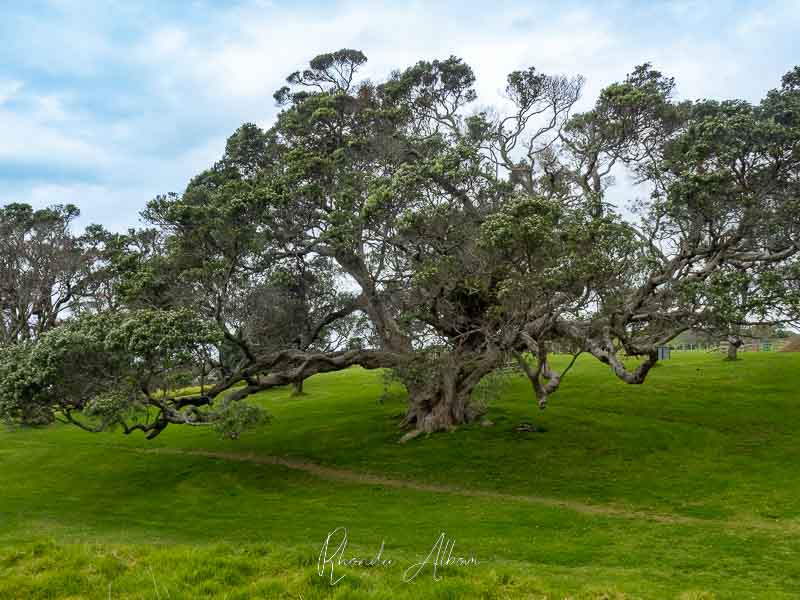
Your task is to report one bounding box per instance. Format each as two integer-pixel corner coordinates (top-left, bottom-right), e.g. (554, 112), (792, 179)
(1, 0), (798, 230)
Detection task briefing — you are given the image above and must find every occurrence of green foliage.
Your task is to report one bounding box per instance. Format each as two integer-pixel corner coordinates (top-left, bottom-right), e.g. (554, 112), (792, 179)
(0, 309), (220, 429)
(213, 401), (270, 440)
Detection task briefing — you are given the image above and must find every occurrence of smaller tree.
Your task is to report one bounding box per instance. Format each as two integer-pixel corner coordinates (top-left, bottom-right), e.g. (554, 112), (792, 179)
(697, 265), (800, 359)
(0, 203), (99, 346)
(0, 309), (269, 439)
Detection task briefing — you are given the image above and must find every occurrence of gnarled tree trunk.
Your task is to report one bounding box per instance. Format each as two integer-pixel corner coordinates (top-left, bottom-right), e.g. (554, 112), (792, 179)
(401, 377), (482, 435)
(726, 335), (743, 360)
(398, 350), (500, 441)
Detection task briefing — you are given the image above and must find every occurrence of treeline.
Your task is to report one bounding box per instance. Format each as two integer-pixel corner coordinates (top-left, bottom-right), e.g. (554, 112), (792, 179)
(1, 51), (798, 440)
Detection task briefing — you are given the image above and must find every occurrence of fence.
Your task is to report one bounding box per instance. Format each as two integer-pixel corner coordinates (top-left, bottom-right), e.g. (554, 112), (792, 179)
(711, 339), (787, 353)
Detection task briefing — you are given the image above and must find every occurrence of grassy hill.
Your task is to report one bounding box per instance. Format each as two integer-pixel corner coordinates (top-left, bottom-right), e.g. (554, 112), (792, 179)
(1, 352), (799, 598)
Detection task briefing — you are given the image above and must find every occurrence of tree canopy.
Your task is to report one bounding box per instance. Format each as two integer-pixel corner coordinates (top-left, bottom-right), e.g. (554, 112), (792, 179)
(2, 50), (799, 440)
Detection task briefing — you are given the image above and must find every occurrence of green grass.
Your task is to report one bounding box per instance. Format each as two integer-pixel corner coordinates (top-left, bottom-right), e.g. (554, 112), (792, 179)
(2, 352), (800, 598)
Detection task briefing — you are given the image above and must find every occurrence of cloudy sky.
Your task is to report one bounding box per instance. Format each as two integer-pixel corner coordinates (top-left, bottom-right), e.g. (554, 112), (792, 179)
(1, 0), (798, 230)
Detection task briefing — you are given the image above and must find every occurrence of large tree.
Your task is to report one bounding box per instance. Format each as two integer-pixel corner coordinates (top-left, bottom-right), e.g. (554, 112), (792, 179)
(2, 52), (798, 440)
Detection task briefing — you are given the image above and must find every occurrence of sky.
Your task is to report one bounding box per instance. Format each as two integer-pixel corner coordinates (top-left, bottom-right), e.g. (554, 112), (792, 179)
(1, 0), (798, 231)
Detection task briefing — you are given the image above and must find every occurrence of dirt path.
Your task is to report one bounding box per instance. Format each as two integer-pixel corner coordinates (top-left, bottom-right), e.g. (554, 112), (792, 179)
(136, 447), (795, 534)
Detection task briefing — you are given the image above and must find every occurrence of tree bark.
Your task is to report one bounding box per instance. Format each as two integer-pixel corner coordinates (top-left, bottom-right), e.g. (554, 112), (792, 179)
(398, 351), (499, 441)
(726, 335), (743, 360)
(400, 380), (484, 441)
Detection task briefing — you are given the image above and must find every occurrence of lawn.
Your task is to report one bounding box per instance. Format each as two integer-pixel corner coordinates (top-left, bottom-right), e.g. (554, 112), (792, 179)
(1, 351), (799, 598)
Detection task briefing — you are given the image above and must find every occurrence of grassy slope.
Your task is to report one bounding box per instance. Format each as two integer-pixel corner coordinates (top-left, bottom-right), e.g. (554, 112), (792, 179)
(1, 352), (799, 598)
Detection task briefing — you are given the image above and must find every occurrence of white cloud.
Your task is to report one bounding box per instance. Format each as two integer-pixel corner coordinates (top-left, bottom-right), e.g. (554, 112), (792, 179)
(11, 182), (144, 232)
(0, 80), (23, 105)
(736, 11), (777, 36)
(1, 0), (798, 230)
(0, 108), (105, 167)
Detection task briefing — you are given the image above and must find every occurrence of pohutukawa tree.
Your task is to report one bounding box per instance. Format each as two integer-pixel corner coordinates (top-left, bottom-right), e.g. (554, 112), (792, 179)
(0, 203), (105, 346)
(2, 52), (798, 440)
